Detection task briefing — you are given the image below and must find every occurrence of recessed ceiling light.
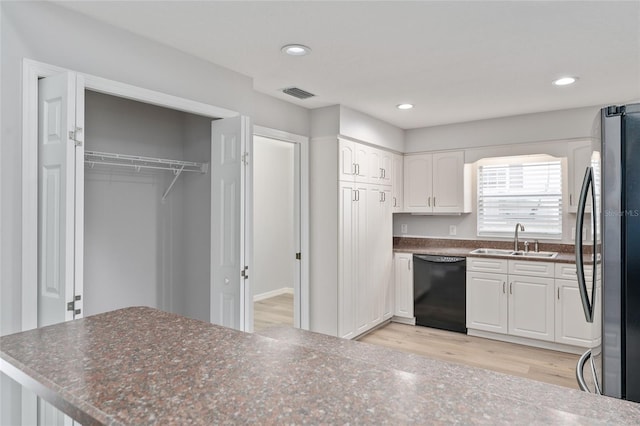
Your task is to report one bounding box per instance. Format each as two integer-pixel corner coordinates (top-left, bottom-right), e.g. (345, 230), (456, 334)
(397, 103), (414, 110)
(281, 44), (311, 56)
(553, 76), (578, 86)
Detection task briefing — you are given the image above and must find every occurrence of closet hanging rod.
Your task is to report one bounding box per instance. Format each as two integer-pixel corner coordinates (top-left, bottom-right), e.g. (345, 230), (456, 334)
(84, 150), (208, 174)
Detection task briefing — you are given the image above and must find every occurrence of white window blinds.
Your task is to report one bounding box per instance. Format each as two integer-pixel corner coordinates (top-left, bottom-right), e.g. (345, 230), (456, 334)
(477, 160), (562, 238)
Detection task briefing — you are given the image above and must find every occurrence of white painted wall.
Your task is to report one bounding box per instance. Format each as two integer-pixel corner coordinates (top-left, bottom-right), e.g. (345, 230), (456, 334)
(339, 106), (404, 152)
(182, 114), (212, 322)
(405, 106), (601, 153)
(253, 137), (295, 297)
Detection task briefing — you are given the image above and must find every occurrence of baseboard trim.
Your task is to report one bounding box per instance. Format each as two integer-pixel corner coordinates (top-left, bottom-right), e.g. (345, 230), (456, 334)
(467, 329), (589, 355)
(253, 287), (294, 302)
(391, 316), (416, 325)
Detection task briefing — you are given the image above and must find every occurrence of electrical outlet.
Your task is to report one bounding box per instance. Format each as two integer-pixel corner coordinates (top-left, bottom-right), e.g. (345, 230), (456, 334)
(401, 224), (408, 234)
(449, 225), (457, 236)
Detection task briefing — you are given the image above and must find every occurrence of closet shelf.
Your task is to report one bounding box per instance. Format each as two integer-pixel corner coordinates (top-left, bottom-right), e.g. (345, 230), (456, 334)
(84, 150), (208, 174)
(84, 150), (209, 201)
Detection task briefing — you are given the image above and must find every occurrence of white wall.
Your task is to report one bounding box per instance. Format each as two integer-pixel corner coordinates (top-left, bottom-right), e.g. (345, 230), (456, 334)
(253, 137), (295, 297)
(339, 106), (404, 152)
(182, 114), (212, 322)
(405, 106), (601, 153)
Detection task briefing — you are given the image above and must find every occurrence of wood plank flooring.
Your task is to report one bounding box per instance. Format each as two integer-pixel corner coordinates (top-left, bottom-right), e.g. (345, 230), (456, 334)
(253, 293), (294, 332)
(253, 295), (580, 389)
(359, 322), (580, 389)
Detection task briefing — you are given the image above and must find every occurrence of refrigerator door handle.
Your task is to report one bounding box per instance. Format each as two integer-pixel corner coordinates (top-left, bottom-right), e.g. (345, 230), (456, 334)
(576, 349), (602, 394)
(576, 166), (595, 323)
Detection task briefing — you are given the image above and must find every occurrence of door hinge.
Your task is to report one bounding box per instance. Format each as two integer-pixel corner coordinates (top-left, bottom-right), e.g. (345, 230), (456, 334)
(242, 152), (249, 165)
(296, 252), (301, 260)
(241, 266), (249, 280)
(69, 127), (84, 146)
(67, 295), (82, 315)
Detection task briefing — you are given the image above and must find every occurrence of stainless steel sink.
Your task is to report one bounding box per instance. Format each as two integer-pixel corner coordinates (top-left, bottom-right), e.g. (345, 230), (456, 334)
(469, 248), (558, 259)
(511, 251), (558, 259)
(469, 248), (515, 256)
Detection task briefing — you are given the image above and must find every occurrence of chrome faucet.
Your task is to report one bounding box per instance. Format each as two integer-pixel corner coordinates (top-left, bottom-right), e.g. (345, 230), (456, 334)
(514, 223), (525, 251)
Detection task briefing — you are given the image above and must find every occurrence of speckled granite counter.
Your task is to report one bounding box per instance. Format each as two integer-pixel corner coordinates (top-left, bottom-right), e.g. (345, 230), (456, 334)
(3, 307), (638, 425)
(394, 237), (582, 263)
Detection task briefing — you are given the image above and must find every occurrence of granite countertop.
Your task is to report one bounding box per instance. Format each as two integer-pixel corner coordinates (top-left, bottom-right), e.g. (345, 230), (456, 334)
(394, 237), (582, 263)
(2, 307), (638, 425)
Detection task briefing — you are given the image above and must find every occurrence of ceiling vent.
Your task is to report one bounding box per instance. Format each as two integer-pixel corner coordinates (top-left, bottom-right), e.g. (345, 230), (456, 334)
(282, 87), (315, 100)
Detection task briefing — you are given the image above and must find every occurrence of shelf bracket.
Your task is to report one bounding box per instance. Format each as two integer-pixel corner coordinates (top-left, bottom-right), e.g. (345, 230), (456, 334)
(161, 165), (185, 202)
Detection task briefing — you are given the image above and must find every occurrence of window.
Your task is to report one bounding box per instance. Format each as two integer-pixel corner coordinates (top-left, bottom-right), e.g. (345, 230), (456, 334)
(477, 157), (562, 239)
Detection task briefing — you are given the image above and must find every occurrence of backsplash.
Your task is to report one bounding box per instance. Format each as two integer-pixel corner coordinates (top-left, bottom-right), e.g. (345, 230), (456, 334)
(393, 237), (584, 254)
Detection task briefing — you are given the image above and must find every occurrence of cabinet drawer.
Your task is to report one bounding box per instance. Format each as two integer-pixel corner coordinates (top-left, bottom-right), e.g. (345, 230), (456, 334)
(467, 257), (508, 274)
(508, 260), (554, 278)
(555, 263), (594, 281)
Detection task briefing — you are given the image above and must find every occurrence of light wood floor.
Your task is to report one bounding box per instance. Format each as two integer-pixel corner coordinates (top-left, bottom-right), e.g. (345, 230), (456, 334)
(253, 295), (579, 389)
(253, 293), (294, 332)
(360, 322), (580, 389)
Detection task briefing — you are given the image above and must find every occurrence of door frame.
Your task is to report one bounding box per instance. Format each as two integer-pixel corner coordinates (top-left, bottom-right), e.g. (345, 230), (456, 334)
(253, 126), (310, 330)
(21, 58), (239, 331)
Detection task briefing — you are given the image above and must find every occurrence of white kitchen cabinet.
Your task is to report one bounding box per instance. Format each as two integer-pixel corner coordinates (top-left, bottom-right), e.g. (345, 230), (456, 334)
(380, 150), (393, 186)
(466, 270), (508, 334)
(554, 263), (601, 347)
(508, 274), (555, 342)
(338, 182), (357, 339)
(404, 151), (469, 214)
(338, 138), (369, 183)
(467, 258), (554, 343)
(391, 154), (404, 212)
(567, 141), (593, 213)
(394, 253), (414, 319)
(381, 187), (394, 321)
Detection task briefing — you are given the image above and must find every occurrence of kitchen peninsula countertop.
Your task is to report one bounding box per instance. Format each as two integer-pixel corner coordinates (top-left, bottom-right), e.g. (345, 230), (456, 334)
(394, 237), (582, 263)
(2, 307), (638, 425)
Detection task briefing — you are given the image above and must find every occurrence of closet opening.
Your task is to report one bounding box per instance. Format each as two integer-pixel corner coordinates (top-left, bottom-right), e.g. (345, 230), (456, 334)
(82, 91), (213, 322)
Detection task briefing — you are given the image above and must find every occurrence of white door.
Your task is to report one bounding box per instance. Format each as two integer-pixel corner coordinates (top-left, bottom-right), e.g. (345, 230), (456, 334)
(338, 139), (355, 181)
(37, 72), (84, 426)
(211, 116), (251, 331)
(37, 72), (84, 328)
(394, 253), (413, 318)
(338, 182), (356, 339)
(392, 154), (404, 211)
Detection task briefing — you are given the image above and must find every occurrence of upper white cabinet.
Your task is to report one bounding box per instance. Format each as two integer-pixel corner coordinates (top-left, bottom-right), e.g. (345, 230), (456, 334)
(339, 139), (393, 185)
(567, 141), (593, 213)
(404, 151), (470, 214)
(392, 154), (404, 212)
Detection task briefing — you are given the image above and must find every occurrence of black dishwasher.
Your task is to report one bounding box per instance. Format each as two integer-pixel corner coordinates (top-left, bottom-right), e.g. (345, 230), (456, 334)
(413, 254), (466, 333)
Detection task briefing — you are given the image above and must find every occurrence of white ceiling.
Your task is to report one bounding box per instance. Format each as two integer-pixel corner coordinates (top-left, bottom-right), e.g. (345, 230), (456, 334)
(55, 1), (640, 130)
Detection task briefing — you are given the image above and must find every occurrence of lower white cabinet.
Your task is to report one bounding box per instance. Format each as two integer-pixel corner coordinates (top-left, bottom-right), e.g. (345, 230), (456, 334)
(393, 253), (414, 319)
(508, 274), (555, 341)
(466, 271), (508, 334)
(467, 258), (601, 349)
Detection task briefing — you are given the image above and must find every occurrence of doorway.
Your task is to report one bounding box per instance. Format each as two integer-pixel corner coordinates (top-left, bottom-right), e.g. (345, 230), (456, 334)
(251, 128), (309, 332)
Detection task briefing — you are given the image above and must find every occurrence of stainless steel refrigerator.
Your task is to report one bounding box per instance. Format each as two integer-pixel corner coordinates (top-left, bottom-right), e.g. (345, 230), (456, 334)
(576, 103), (640, 402)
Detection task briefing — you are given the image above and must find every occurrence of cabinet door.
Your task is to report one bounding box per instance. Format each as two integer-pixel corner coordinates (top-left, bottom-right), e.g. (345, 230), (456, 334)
(338, 139), (355, 182)
(367, 186), (383, 326)
(555, 279), (600, 347)
(338, 183), (356, 339)
(354, 143), (370, 184)
(355, 184), (370, 334)
(508, 275), (555, 342)
(381, 188), (394, 320)
(568, 141), (593, 212)
(394, 253), (414, 318)
(380, 150), (393, 186)
(466, 271), (508, 334)
(404, 153), (432, 212)
(392, 154), (404, 212)
(432, 151), (465, 213)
